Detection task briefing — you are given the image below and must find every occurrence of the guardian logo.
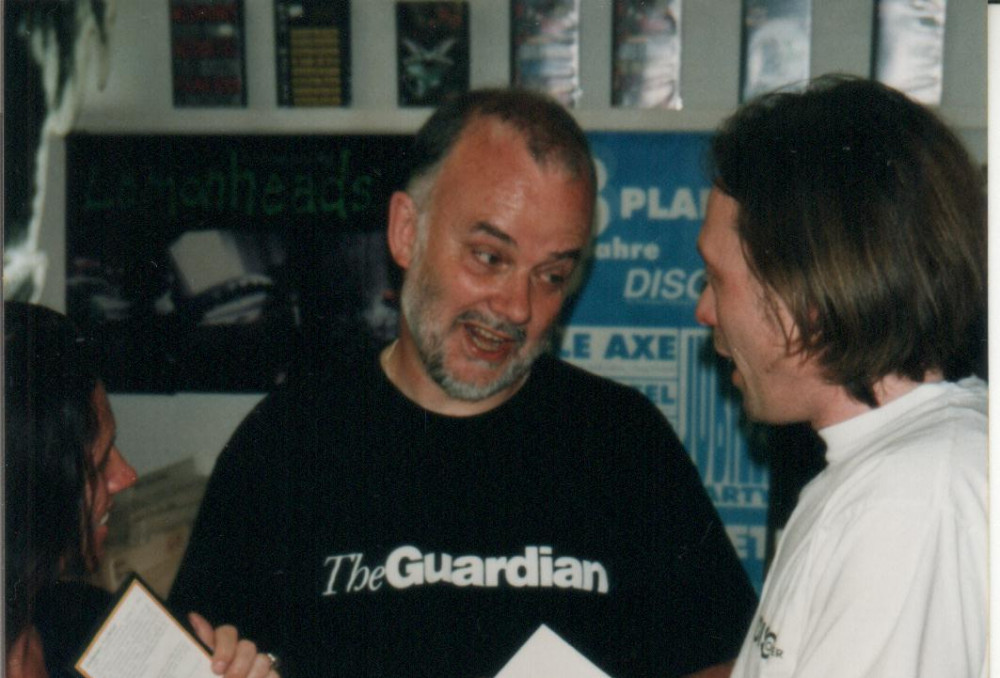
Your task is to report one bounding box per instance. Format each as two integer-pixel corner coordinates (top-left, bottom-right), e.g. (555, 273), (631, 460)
(322, 545), (609, 596)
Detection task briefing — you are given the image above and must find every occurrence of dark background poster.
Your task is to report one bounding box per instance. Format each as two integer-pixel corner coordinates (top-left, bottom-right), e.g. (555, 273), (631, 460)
(510, 0), (581, 107)
(275, 0), (351, 107)
(611, 0), (682, 109)
(170, 0), (247, 107)
(396, 1), (470, 107)
(65, 134), (408, 392)
(739, 0), (811, 102)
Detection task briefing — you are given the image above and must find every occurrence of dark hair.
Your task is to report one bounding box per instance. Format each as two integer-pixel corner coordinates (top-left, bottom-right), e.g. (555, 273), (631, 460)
(405, 87), (596, 201)
(4, 302), (101, 648)
(710, 75), (986, 406)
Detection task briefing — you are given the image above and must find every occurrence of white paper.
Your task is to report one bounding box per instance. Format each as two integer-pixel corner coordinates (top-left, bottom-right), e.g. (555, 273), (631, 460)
(75, 578), (215, 678)
(495, 624), (611, 678)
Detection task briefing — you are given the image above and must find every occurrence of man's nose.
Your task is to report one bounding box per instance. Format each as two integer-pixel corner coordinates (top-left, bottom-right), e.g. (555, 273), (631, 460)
(106, 448), (138, 495)
(491, 272), (532, 326)
(694, 285), (715, 326)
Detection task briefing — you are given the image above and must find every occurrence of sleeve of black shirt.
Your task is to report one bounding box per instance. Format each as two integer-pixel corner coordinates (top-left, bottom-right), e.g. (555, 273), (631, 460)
(168, 386), (301, 661)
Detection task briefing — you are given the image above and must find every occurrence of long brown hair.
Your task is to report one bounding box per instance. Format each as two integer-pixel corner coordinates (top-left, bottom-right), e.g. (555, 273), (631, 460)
(5, 302), (103, 648)
(710, 75), (986, 406)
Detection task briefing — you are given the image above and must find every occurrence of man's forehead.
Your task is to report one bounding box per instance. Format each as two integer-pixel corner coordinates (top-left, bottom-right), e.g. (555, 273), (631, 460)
(450, 115), (591, 188)
(454, 115), (521, 151)
(699, 190), (741, 248)
(470, 220), (587, 259)
(440, 121), (589, 195)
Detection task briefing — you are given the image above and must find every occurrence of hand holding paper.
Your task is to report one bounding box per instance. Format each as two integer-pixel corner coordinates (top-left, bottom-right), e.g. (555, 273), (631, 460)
(74, 577), (279, 678)
(188, 612), (280, 678)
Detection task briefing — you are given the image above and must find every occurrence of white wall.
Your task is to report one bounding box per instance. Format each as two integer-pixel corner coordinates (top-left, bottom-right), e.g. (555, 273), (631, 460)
(34, 0), (987, 476)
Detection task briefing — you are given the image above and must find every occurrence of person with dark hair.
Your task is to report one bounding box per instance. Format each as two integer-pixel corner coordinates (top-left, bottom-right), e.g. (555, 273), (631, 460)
(169, 87), (757, 677)
(695, 75), (986, 677)
(4, 301), (282, 678)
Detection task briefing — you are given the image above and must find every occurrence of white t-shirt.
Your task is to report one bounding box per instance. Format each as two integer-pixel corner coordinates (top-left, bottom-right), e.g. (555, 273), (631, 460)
(731, 377), (987, 678)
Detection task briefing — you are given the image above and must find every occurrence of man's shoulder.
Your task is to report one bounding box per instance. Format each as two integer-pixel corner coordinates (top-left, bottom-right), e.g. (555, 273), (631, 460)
(535, 353), (652, 403)
(255, 351), (386, 416)
(883, 377), (987, 458)
(939, 376), (988, 421)
(529, 354), (676, 437)
(213, 352), (386, 464)
(822, 378), (987, 522)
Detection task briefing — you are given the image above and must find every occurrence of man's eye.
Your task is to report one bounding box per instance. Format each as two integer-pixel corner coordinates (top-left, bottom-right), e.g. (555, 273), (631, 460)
(473, 249), (501, 266)
(699, 271), (712, 291)
(539, 268), (572, 288)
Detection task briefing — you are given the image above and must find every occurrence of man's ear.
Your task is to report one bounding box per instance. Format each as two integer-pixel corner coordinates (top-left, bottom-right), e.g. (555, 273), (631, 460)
(387, 191), (420, 270)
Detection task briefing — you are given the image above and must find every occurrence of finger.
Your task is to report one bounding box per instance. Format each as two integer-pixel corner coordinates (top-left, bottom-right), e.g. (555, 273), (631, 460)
(209, 625), (239, 674)
(263, 652), (281, 678)
(188, 612), (215, 649)
(223, 639), (258, 678)
(244, 652), (276, 678)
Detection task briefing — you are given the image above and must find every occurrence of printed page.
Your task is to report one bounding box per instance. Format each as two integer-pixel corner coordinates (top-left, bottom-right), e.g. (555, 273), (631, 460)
(75, 578), (214, 678)
(495, 624), (611, 678)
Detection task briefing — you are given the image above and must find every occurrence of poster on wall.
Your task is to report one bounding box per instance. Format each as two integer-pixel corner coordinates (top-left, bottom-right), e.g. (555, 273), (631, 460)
(872, 0), (947, 105)
(396, 1), (470, 107)
(611, 0), (683, 110)
(511, 0), (581, 107)
(64, 134), (407, 393)
(740, 0), (811, 102)
(562, 132), (769, 589)
(170, 0), (247, 107)
(275, 0), (351, 107)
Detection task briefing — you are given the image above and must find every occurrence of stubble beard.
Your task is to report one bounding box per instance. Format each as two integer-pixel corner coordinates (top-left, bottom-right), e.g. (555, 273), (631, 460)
(400, 258), (549, 402)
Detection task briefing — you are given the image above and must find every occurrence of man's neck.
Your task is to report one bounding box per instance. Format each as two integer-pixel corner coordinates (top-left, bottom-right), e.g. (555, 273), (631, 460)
(813, 370), (944, 430)
(380, 336), (528, 417)
(873, 370), (943, 405)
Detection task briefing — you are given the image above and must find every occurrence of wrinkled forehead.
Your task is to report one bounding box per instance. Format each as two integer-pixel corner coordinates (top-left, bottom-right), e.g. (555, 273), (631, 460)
(457, 115), (595, 193)
(443, 120), (591, 202)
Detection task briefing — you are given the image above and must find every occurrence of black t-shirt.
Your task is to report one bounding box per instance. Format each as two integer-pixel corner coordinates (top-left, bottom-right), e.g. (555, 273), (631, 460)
(35, 581), (112, 678)
(169, 353), (757, 677)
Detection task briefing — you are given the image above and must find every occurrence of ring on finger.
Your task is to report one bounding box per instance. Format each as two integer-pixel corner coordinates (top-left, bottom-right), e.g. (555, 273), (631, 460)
(265, 652), (281, 672)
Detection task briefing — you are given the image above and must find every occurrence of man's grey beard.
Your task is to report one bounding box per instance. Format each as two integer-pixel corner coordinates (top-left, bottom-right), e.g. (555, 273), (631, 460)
(400, 264), (550, 402)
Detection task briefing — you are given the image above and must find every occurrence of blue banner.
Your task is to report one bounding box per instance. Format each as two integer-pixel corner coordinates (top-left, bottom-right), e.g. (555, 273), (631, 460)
(561, 132), (768, 590)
